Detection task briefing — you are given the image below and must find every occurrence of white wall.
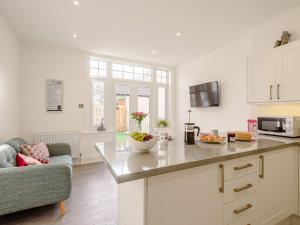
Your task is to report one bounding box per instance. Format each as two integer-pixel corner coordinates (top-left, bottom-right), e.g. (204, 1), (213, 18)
(19, 43), (174, 163)
(0, 15), (20, 142)
(175, 6), (300, 137)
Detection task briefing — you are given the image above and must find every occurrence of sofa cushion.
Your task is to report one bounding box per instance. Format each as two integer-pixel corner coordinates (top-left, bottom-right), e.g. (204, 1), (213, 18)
(49, 155), (72, 172)
(0, 144), (17, 168)
(20, 143), (49, 164)
(5, 138), (28, 153)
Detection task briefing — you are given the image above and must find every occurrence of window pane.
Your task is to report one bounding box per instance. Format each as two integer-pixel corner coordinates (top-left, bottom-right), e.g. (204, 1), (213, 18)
(124, 72), (134, 80)
(90, 59), (98, 68)
(113, 63), (123, 71)
(144, 68), (152, 75)
(158, 87), (166, 120)
(99, 61), (107, 70)
(134, 66), (143, 74)
(113, 70), (123, 79)
(116, 84), (130, 133)
(99, 69), (106, 77)
(90, 68), (98, 77)
(138, 87), (150, 133)
(156, 70), (168, 84)
(92, 80), (105, 126)
(144, 75), (152, 82)
(134, 73), (143, 81)
(124, 65), (133, 73)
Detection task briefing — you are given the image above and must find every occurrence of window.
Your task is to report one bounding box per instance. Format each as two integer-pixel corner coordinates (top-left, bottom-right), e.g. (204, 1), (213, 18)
(112, 63), (152, 82)
(90, 57), (107, 127)
(90, 57), (170, 132)
(90, 57), (107, 77)
(156, 70), (167, 84)
(158, 87), (166, 120)
(92, 80), (105, 126)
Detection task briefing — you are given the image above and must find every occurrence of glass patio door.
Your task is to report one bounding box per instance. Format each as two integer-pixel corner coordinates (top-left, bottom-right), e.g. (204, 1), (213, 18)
(115, 82), (151, 136)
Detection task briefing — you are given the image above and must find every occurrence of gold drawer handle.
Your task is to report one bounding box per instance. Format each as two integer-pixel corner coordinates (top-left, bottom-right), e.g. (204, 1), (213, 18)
(233, 183), (253, 192)
(233, 163), (253, 171)
(233, 203), (253, 214)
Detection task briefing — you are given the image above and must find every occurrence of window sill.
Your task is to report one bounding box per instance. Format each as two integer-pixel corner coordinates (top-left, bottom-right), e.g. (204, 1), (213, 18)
(81, 130), (115, 135)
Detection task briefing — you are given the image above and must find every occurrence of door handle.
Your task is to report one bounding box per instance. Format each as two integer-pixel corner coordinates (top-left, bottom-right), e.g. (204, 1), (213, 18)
(270, 85), (273, 100)
(259, 155), (264, 178)
(233, 183), (253, 192)
(219, 164), (224, 193)
(233, 203), (253, 214)
(233, 163), (253, 171)
(277, 84), (280, 99)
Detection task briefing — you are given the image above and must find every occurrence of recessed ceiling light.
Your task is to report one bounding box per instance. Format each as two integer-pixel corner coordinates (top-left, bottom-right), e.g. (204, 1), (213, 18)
(72, 33), (78, 38)
(152, 50), (156, 55)
(73, 1), (80, 6)
(176, 32), (181, 37)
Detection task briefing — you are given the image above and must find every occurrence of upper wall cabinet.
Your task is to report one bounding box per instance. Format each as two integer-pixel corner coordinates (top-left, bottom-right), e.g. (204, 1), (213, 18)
(247, 40), (300, 103)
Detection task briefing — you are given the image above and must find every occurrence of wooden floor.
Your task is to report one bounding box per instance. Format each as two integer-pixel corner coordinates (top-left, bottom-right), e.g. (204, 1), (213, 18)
(0, 163), (118, 225)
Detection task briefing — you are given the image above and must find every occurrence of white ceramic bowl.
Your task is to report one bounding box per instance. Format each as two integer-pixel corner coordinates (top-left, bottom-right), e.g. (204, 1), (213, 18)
(128, 136), (158, 153)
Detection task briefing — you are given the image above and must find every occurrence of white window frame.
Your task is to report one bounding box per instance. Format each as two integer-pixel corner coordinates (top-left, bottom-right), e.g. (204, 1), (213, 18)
(89, 57), (170, 132)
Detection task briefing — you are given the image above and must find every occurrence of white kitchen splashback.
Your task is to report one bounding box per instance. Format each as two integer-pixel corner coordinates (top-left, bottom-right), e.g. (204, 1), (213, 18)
(34, 131), (80, 158)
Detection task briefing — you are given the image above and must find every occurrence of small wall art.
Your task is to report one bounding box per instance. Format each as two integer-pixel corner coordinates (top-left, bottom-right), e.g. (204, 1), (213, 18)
(46, 79), (64, 111)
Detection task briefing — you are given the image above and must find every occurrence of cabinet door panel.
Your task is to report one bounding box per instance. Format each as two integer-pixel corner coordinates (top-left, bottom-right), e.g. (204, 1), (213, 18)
(257, 148), (298, 225)
(147, 165), (223, 225)
(280, 46), (300, 101)
(247, 55), (276, 103)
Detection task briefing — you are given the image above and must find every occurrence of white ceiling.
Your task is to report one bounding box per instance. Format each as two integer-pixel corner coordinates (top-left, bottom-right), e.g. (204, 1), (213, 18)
(0, 0), (300, 66)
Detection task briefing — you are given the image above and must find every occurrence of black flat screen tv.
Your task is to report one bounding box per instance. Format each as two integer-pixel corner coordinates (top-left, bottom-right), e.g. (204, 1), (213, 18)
(189, 81), (219, 107)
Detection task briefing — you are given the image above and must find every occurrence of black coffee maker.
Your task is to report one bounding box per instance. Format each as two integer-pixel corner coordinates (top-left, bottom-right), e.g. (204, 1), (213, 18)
(184, 110), (200, 145)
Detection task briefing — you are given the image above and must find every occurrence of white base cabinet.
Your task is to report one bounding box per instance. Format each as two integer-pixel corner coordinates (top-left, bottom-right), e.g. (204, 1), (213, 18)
(119, 147), (299, 225)
(257, 147), (298, 225)
(147, 164), (223, 225)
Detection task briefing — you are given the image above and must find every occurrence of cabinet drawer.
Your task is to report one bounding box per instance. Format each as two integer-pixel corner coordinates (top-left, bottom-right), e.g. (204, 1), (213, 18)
(229, 215), (258, 225)
(224, 156), (258, 181)
(224, 193), (257, 225)
(224, 173), (258, 203)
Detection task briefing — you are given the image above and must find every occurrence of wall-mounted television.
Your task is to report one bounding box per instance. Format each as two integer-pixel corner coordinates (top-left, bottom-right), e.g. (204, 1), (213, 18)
(189, 81), (219, 107)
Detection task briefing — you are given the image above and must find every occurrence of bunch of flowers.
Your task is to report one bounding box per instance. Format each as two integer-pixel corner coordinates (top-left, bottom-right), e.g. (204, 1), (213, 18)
(131, 112), (148, 132)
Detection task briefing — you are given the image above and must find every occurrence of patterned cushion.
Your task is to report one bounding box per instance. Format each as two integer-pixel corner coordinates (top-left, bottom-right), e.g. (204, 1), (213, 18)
(16, 153), (27, 167)
(17, 153), (42, 165)
(20, 143), (50, 164)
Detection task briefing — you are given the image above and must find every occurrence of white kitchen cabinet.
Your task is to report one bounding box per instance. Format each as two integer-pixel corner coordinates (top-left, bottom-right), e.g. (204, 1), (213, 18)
(247, 54), (278, 103)
(147, 164), (223, 225)
(257, 147), (298, 225)
(247, 40), (300, 103)
(280, 42), (300, 101)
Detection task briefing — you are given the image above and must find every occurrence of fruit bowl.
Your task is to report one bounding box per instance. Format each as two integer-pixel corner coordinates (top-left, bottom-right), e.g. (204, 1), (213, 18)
(128, 135), (158, 153)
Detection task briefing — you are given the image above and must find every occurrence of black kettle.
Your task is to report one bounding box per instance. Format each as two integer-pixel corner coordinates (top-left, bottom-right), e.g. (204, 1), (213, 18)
(184, 123), (200, 145)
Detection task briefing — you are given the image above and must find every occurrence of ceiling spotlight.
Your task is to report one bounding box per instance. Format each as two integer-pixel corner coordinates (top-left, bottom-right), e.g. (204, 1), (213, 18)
(152, 50), (156, 55)
(72, 33), (78, 38)
(73, 1), (80, 6)
(176, 32), (181, 37)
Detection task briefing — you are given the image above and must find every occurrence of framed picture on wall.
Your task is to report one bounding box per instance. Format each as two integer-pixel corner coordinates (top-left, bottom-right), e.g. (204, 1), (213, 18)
(46, 79), (63, 111)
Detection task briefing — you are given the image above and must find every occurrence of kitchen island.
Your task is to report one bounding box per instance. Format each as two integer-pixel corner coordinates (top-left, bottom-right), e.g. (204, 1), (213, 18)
(95, 136), (300, 225)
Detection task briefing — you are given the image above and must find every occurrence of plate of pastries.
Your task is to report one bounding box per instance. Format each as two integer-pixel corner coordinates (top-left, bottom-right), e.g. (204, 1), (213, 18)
(200, 134), (226, 144)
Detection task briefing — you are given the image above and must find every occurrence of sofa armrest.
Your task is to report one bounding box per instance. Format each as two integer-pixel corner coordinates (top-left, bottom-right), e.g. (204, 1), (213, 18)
(46, 143), (72, 156)
(0, 164), (71, 216)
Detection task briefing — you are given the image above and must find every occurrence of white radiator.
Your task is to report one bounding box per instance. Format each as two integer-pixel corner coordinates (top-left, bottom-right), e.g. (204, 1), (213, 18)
(34, 131), (80, 158)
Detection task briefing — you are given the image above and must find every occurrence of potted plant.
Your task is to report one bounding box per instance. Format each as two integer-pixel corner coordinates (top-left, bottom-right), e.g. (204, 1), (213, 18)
(157, 119), (168, 128)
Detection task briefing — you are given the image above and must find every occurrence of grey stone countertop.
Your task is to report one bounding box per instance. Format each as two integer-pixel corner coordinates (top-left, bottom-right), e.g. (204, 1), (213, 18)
(95, 135), (300, 184)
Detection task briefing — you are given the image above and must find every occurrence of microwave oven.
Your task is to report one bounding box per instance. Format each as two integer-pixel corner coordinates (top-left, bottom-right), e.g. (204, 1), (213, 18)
(257, 116), (300, 137)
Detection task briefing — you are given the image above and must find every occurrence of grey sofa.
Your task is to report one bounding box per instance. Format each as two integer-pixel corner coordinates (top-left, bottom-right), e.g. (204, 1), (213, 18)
(0, 138), (72, 216)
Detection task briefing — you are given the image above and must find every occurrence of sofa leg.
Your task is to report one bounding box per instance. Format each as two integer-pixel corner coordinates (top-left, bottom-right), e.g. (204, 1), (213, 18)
(59, 201), (65, 216)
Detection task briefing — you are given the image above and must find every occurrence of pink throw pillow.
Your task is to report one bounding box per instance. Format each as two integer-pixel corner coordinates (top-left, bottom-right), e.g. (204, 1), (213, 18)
(20, 143), (49, 164)
(18, 153), (42, 166)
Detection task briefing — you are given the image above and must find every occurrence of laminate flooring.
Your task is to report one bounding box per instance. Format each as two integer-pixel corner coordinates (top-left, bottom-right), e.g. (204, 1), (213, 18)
(0, 163), (118, 225)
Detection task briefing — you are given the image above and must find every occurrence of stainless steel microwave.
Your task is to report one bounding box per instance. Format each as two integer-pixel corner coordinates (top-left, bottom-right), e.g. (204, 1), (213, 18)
(258, 116), (300, 137)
